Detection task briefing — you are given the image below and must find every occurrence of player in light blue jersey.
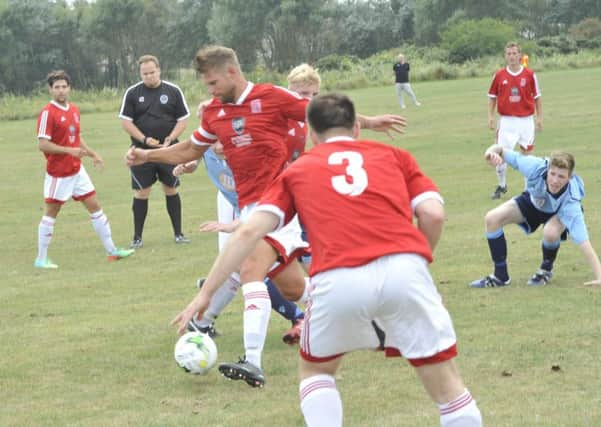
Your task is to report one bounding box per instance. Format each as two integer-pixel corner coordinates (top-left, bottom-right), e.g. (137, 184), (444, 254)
(174, 145), (305, 342)
(470, 145), (601, 288)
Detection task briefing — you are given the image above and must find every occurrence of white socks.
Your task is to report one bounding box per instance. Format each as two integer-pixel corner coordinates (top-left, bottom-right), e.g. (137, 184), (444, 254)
(198, 275), (241, 327)
(37, 216), (55, 260)
(300, 374), (342, 427)
(496, 163), (507, 187)
(90, 210), (116, 253)
(438, 389), (482, 427)
(242, 281), (271, 369)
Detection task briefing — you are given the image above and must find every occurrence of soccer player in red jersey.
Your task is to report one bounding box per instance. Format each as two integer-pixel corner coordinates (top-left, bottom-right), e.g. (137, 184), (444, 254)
(488, 41), (543, 199)
(171, 93), (482, 426)
(35, 71), (134, 269)
(127, 46), (406, 387)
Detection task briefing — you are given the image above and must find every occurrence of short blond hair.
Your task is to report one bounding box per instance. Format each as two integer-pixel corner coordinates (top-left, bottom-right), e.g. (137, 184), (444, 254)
(549, 151), (575, 174)
(194, 45), (241, 73)
(138, 54), (160, 68)
(505, 41), (521, 52)
(287, 63), (321, 87)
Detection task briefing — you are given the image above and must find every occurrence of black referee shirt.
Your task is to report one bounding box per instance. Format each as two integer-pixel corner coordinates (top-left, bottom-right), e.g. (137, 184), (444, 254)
(119, 80), (190, 148)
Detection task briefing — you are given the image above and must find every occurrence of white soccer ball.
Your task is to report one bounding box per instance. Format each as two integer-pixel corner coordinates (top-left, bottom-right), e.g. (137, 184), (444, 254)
(174, 332), (218, 375)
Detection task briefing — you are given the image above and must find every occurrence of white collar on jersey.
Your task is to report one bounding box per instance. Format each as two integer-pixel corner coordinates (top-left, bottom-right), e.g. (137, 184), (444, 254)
(324, 136), (355, 143)
(235, 82), (255, 105)
(50, 100), (70, 111)
(505, 65), (524, 76)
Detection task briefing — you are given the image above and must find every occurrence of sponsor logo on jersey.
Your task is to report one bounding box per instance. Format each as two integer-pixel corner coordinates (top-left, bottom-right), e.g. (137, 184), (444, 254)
(250, 99), (262, 113)
(231, 134), (252, 148)
(509, 86), (521, 103)
(520, 78), (527, 87)
(232, 117), (245, 135)
(160, 94), (168, 104)
(138, 96), (145, 103)
(69, 124), (76, 143)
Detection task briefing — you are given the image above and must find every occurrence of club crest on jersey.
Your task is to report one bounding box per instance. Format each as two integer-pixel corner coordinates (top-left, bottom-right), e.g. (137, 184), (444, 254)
(509, 87), (521, 103)
(138, 96), (145, 103)
(232, 117), (245, 135)
(250, 99), (262, 113)
(160, 94), (168, 104)
(69, 125), (76, 143)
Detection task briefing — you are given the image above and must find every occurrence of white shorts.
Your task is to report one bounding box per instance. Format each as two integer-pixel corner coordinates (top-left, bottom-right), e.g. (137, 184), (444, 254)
(43, 166), (96, 204)
(497, 115), (535, 152)
(300, 253), (457, 365)
(240, 202), (308, 275)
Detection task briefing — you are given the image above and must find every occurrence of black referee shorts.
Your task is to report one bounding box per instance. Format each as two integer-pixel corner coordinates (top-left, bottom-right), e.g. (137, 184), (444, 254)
(130, 162), (180, 190)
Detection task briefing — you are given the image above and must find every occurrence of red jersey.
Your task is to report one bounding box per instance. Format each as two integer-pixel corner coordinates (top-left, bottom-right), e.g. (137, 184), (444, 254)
(285, 120), (308, 163)
(37, 101), (82, 177)
(257, 137), (440, 276)
(191, 83), (308, 209)
(488, 66), (540, 117)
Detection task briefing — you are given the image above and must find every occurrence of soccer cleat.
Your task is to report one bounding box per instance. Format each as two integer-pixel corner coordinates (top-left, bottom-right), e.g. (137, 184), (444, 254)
(130, 238), (143, 249)
(196, 277), (206, 288)
(469, 275), (511, 288)
(107, 248), (135, 261)
(527, 269), (553, 286)
(219, 357), (265, 388)
(282, 318), (304, 345)
(34, 258), (58, 269)
(175, 234), (190, 244)
(187, 319), (220, 338)
(491, 185), (508, 200)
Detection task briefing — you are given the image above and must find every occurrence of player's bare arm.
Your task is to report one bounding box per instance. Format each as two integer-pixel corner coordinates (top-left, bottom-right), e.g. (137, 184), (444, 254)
(120, 118), (161, 147)
(171, 211), (279, 334)
(126, 139), (207, 167)
(414, 198), (445, 251)
(199, 218), (241, 234)
(578, 240), (601, 287)
(80, 138), (105, 171)
(535, 97), (543, 131)
(487, 98), (497, 130)
(38, 137), (86, 158)
(357, 113), (407, 138)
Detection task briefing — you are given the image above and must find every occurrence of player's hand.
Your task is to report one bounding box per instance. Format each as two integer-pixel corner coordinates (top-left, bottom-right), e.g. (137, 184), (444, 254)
(171, 296), (211, 335)
(197, 99), (212, 118)
(199, 220), (238, 234)
(125, 147), (149, 167)
(144, 137), (162, 148)
(362, 114), (407, 139)
(583, 279), (601, 287)
(488, 118), (495, 130)
(173, 160), (199, 176)
(536, 118), (543, 132)
(92, 154), (105, 172)
(163, 136), (173, 147)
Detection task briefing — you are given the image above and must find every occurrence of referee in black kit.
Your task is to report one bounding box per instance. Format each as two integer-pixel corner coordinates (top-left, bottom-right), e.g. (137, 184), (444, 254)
(119, 55), (191, 249)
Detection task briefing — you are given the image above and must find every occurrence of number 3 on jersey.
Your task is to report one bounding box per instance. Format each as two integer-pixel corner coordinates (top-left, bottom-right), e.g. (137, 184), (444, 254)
(329, 151), (368, 196)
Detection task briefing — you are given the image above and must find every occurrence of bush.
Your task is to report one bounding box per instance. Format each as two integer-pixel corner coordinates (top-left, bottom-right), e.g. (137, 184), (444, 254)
(314, 54), (360, 72)
(441, 18), (516, 63)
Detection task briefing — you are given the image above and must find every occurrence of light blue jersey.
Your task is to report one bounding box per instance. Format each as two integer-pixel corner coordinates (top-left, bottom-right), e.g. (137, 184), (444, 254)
(203, 149), (238, 210)
(505, 150), (588, 244)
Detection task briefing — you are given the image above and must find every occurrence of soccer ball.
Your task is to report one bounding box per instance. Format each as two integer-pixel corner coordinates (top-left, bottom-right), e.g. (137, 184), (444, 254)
(174, 332), (218, 375)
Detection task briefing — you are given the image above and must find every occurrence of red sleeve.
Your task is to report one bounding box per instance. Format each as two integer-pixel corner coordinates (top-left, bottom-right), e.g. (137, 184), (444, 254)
(37, 108), (53, 140)
(488, 72), (499, 97)
(274, 86), (309, 122)
(258, 172), (296, 230)
(191, 113), (217, 146)
(395, 149), (439, 200)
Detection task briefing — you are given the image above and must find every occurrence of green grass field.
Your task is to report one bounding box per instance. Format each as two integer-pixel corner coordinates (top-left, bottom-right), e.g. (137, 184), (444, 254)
(2, 67), (601, 426)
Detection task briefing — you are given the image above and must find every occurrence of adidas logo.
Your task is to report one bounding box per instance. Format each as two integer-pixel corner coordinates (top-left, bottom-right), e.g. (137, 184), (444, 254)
(245, 304), (260, 311)
(217, 109), (226, 117)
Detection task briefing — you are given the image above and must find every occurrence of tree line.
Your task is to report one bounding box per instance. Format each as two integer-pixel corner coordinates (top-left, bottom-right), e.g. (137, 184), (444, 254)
(1, 0), (600, 94)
